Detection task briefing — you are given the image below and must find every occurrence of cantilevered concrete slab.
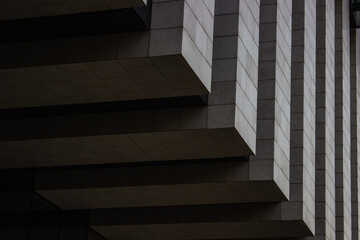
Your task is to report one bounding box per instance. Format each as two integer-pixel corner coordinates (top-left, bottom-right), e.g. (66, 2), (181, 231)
(0, 0), (256, 168)
(34, 160), (287, 209)
(0, 165), (313, 239)
(0, 167), (308, 240)
(89, 204), (313, 240)
(0, 0), (147, 21)
(0, 203), (314, 239)
(0, 121), (252, 168)
(0, 0), (275, 202)
(0, 0), (214, 108)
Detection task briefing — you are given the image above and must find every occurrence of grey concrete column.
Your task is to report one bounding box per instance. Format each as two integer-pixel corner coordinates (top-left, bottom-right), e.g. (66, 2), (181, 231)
(356, 27), (360, 240)
(282, 0), (316, 234)
(306, 1), (336, 240)
(210, 0), (259, 155)
(350, 28), (360, 240)
(335, 0), (352, 240)
(250, 0), (292, 199)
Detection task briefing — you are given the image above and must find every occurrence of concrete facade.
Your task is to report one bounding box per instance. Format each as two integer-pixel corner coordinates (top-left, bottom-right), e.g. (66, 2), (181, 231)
(0, 0), (359, 240)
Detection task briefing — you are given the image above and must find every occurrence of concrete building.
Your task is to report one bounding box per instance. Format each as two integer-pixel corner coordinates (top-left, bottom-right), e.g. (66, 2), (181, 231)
(0, 0), (359, 239)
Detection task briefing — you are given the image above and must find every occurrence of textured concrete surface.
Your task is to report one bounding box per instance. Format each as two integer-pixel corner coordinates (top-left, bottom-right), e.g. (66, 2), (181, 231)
(0, 0), (359, 240)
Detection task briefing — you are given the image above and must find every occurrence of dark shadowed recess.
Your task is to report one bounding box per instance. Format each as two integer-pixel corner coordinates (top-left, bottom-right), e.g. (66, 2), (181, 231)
(350, 0), (360, 28)
(0, 2), (151, 43)
(0, 95), (208, 119)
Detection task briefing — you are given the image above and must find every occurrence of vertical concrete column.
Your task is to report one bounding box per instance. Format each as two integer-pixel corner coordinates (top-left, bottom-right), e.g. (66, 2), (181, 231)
(282, 0), (316, 233)
(335, 0), (351, 240)
(250, 0), (292, 199)
(234, 0), (260, 153)
(209, 0), (259, 155)
(210, 0), (239, 137)
(307, 1), (336, 240)
(150, 0), (215, 91)
(357, 28), (360, 240)
(350, 29), (360, 240)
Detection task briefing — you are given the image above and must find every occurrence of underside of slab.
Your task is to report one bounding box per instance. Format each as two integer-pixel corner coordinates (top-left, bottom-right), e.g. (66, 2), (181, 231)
(0, 0), (147, 21)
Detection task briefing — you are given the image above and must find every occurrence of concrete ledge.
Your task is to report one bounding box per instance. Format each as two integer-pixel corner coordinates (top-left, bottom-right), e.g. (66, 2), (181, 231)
(0, 101), (255, 168)
(0, 128), (252, 168)
(0, 203), (314, 239)
(89, 204), (313, 239)
(91, 221), (311, 239)
(0, 55), (208, 108)
(34, 160), (287, 208)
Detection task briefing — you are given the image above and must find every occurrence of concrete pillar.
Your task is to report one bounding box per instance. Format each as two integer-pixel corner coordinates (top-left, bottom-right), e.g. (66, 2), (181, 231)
(350, 28), (360, 240)
(335, 0), (352, 239)
(282, 0), (316, 234)
(305, 1), (336, 240)
(211, 0), (259, 155)
(250, 0), (293, 199)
